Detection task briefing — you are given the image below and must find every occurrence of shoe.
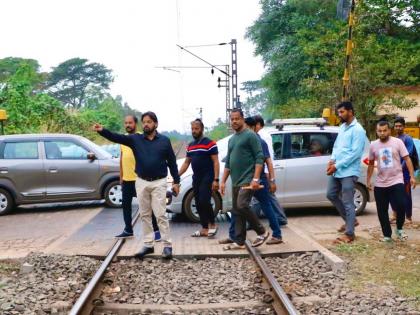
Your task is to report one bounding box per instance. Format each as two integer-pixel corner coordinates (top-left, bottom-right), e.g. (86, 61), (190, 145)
(279, 221), (288, 226)
(337, 219), (359, 233)
(115, 231), (134, 239)
(266, 237), (283, 245)
(396, 229), (408, 242)
(406, 217), (413, 225)
(379, 237), (393, 243)
(162, 247), (172, 259)
(252, 231), (270, 247)
(154, 231), (162, 242)
(218, 238), (234, 244)
(134, 246), (154, 259)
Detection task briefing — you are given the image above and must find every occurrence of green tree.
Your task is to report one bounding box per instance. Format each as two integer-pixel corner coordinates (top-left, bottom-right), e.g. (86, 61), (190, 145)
(246, 0), (419, 134)
(47, 58), (113, 109)
(0, 57), (41, 82)
(206, 118), (231, 141)
(0, 63), (66, 134)
(240, 80), (268, 117)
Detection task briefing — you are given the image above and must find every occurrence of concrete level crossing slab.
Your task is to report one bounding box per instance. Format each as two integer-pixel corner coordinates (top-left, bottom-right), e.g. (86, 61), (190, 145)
(51, 206), (318, 258)
(118, 223), (317, 258)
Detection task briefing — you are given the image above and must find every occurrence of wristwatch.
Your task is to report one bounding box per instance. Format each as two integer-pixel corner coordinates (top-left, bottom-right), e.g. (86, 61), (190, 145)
(252, 178), (259, 182)
(270, 178), (275, 183)
(214, 178), (219, 182)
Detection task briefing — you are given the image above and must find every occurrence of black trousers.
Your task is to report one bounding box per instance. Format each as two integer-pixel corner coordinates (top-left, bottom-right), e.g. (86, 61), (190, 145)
(193, 178), (215, 229)
(374, 184), (405, 237)
(122, 181), (159, 233)
(231, 186), (265, 246)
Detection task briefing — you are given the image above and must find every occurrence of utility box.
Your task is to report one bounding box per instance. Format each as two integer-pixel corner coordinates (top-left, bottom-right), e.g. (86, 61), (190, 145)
(0, 109), (7, 121)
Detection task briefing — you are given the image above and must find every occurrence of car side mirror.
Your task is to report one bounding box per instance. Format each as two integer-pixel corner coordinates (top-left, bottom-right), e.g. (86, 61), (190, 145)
(87, 152), (96, 161)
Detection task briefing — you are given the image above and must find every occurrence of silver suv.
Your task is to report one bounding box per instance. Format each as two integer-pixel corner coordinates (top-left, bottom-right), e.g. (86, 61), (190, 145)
(0, 134), (122, 215)
(168, 121), (375, 222)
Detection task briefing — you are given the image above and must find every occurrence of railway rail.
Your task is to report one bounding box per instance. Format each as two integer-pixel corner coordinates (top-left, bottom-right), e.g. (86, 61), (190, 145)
(69, 227), (298, 315)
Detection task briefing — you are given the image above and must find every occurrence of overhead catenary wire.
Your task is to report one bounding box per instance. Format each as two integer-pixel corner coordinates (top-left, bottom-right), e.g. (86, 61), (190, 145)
(176, 44), (231, 77)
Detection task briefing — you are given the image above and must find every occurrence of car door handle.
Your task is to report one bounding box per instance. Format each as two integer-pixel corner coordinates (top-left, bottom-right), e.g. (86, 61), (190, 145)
(48, 168), (58, 173)
(0, 167), (8, 174)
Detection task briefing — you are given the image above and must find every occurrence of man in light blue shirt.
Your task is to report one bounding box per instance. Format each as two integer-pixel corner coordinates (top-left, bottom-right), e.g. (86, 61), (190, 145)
(326, 101), (366, 243)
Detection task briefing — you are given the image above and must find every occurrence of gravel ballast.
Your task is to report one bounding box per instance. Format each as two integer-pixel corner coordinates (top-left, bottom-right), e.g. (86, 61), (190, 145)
(0, 253), (100, 315)
(101, 258), (269, 305)
(265, 252), (420, 315)
(95, 306), (275, 315)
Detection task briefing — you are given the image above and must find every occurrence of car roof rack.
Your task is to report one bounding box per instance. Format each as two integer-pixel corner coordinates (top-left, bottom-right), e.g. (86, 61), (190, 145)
(272, 118), (328, 130)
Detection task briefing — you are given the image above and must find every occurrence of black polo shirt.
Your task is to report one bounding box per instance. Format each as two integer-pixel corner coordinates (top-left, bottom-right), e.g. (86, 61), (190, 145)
(98, 129), (180, 184)
(186, 137), (218, 181)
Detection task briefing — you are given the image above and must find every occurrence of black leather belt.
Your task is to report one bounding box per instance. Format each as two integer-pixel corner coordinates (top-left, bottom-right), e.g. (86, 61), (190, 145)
(139, 175), (166, 182)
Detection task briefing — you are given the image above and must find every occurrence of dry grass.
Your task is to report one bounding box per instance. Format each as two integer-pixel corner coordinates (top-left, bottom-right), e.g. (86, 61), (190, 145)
(0, 260), (20, 289)
(331, 224), (420, 307)
(0, 260), (19, 274)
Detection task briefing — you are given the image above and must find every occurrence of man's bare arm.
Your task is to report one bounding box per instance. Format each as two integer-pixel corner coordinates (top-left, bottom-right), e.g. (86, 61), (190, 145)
(178, 157), (192, 177)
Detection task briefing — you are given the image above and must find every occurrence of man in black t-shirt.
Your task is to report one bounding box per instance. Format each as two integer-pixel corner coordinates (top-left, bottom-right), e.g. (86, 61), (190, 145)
(179, 119), (220, 237)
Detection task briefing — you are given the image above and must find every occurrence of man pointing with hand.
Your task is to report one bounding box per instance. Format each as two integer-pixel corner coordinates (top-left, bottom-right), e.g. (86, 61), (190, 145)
(93, 111), (179, 259)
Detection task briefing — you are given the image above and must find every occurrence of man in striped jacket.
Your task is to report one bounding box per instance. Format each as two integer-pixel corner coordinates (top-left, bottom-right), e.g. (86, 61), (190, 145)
(179, 119), (220, 237)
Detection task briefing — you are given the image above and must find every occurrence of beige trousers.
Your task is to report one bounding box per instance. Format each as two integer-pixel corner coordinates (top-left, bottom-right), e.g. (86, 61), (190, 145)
(135, 177), (171, 247)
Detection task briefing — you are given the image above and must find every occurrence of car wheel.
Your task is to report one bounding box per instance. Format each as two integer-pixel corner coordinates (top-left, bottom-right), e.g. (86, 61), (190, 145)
(354, 184), (368, 216)
(183, 189), (222, 223)
(104, 181), (122, 208)
(0, 188), (14, 215)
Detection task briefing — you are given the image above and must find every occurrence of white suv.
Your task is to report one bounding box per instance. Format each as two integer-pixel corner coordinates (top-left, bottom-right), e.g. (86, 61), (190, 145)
(167, 121), (374, 222)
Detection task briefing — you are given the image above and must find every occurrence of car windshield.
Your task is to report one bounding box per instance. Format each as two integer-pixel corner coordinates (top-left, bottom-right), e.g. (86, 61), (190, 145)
(80, 138), (113, 159)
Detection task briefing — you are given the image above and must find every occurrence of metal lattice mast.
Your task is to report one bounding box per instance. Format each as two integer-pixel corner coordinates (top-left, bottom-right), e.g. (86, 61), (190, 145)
(217, 65), (231, 123)
(231, 39), (239, 109)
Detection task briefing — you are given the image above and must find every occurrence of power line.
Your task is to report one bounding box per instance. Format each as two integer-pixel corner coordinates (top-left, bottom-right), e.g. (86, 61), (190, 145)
(176, 44), (230, 77)
(184, 42), (230, 48)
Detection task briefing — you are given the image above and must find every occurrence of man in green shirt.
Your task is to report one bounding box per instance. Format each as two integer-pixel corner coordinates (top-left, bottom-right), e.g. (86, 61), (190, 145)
(220, 109), (270, 249)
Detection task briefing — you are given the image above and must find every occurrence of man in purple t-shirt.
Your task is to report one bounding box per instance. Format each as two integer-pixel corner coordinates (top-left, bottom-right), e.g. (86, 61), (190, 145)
(367, 121), (416, 242)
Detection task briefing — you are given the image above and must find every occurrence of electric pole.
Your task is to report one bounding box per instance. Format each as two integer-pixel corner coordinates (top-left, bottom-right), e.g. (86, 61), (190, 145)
(197, 107), (203, 120)
(176, 39), (239, 123)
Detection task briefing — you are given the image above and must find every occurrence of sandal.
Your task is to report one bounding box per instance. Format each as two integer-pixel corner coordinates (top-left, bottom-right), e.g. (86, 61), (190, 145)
(252, 231), (270, 247)
(337, 220), (359, 233)
(223, 243), (245, 250)
(208, 227), (218, 238)
(191, 230), (208, 237)
(333, 235), (355, 244)
(266, 237), (283, 245)
(218, 238), (234, 244)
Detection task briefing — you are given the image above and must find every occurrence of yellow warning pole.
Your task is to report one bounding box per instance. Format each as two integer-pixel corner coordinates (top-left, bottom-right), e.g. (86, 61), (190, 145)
(342, 0), (356, 101)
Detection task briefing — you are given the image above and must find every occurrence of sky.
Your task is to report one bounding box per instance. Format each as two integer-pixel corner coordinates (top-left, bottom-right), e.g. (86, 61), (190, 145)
(0, 0), (265, 132)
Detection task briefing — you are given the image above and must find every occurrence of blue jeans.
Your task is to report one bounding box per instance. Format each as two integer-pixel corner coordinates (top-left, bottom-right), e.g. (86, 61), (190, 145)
(326, 176), (357, 236)
(250, 193), (288, 226)
(268, 193), (288, 226)
(253, 177), (281, 238)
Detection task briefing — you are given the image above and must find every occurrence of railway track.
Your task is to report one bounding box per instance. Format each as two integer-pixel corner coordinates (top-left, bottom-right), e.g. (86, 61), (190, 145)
(69, 229), (298, 315)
